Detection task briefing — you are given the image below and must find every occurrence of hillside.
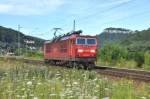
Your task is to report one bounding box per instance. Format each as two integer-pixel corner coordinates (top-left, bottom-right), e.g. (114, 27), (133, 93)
(97, 27), (132, 47)
(97, 27), (150, 51)
(121, 28), (150, 51)
(0, 26), (45, 54)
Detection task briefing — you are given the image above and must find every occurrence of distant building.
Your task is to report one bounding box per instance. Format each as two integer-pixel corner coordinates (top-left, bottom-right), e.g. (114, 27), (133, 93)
(103, 27), (132, 34)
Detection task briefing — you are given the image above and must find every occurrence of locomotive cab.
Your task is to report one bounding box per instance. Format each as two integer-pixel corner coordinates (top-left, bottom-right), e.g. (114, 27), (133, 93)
(74, 36), (98, 68)
(76, 37), (97, 57)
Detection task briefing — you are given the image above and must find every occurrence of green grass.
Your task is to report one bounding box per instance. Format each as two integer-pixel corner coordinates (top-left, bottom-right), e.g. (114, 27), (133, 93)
(24, 51), (43, 60)
(0, 60), (149, 99)
(97, 59), (150, 71)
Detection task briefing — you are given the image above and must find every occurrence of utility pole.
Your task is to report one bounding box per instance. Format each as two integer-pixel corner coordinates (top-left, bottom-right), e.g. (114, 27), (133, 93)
(17, 25), (22, 56)
(73, 20), (76, 31)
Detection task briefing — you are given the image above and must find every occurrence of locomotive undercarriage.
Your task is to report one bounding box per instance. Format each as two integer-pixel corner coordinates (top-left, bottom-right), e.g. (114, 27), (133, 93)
(44, 58), (95, 69)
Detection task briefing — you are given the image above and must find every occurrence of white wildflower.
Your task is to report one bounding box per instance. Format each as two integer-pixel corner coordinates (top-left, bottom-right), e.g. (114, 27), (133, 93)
(104, 88), (109, 91)
(68, 96), (74, 98)
(61, 79), (65, 83)
(16, 95), (20, 98)
(92, 96), (99, 99)
(141, 96), (147, 99)
(73, 82), (78, 85)
(96, 85), (99, 88)
(4, 72), (8, 75)
(37, 82), (41, 85)
(94, 90), (98, 93)
(102, 96), (109, 99)
(93, 78), (98, 81)
(56, 73), (61, 76)
(27, 81), (32, 85)
(66, 84), (71, 87)
(21, 88), (25, 91)
(50, 93), (57, 96)
(33, 97), (38, 99)
(30, 94), (34, 97)
(21, 95), (25, 98)
(60, 94), (65, 97)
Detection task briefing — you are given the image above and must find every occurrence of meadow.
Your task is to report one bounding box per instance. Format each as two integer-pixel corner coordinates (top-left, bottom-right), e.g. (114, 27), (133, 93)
(0, 59), (149, 99)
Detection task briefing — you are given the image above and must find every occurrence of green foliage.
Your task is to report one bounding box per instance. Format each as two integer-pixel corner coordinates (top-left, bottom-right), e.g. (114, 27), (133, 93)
(144, 51), (150, 69)
(121, 28), (150, 52)
(98, 44), (127, 64)
(134, 52), (144, 67)
(0, 26), (44, 54)
(111, 81), (134, 99)
(144, 51), (150, 65)
(14, 48), (25, 55)
(98, 43), (150, 70)
(98, 27), (150, 70)
(25, 51), (43, 59)
(127, 51), (145, 67)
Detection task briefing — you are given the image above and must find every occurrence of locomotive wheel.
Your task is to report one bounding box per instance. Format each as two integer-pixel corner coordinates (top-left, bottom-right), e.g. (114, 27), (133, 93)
(67, 61), (73, 68)
(49, 60), (55, 66)
(77, 63), (84, 69)
(44, 59), (50, 64)
(72, 61), (78, 68)
(86, 62), (95, 70)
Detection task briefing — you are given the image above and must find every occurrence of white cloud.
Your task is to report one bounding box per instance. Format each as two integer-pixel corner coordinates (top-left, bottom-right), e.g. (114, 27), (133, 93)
(0, 0), (133, 16)
(0, 0), (64, 15)
(0, 4), (13, 12)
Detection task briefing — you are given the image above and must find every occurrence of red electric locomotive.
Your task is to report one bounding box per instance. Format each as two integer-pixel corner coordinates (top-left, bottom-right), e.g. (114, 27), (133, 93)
(44, 30), (98, 69)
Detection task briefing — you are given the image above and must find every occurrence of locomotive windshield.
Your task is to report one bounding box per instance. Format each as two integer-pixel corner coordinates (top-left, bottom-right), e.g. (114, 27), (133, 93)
(77, 38), (86, 44)
(76, 38), (96, 45)
(87, 38), (96, 45)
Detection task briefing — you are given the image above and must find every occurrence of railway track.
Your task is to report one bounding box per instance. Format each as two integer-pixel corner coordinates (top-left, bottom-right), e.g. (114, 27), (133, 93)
(95, 66), (150, 82)
(1, 56), (150, 82)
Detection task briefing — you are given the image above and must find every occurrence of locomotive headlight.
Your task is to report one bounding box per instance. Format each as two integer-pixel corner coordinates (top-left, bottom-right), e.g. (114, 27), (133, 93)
(90, 50), (95, 53)
(78, 49), (83, 52)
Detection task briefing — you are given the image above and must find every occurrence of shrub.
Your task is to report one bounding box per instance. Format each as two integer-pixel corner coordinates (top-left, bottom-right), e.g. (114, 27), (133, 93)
(144, 51), (150, 65)
(98, 44), (150, 70)
(98, 44), (127, 64)
(25, 51), (43, 59)
(144, 51), (150, 69)
(133, 52), (144, 68)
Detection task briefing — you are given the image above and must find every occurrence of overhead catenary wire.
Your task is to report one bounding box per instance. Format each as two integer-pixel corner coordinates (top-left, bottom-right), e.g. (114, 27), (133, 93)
(75, 0), (149, 34)
(79, 0), (135, 20)
(98, 10), (150, 28)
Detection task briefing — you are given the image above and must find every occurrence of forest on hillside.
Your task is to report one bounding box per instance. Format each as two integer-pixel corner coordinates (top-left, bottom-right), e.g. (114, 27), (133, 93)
(98, 28), (150, 70)
(0, 26), (44, 55)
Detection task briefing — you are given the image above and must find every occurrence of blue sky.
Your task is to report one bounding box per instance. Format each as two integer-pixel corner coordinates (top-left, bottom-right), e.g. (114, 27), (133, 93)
(0, 0), (150, 39)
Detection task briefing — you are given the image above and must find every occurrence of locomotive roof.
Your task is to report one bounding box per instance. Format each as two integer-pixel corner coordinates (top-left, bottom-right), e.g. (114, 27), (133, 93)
(44, 30), (96, 44)
(77, 35), (96, 38)
(51, 30), (82, 42)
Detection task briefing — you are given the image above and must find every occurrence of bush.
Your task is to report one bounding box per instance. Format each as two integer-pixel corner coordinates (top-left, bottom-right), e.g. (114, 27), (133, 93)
(98, 44), (127, 64)
(134, 52), (144, 67)
(98, 44), (150, 70)
(25, 51), (43, 59)
(144, 51), (150, 70)
(144, 51), (150, 65)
